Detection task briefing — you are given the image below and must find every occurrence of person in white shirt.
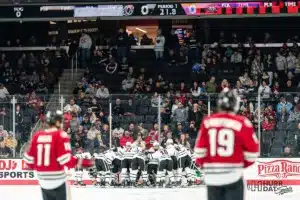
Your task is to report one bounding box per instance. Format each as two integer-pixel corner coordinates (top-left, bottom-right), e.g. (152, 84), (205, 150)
(64, 99), (81, 113)
(79, 31), (92, 68)
(258, 80), (272, 98)
(275, 52), (287, 72)
(0, 84), (9, 99)
(154, 29), (165, 60)
(287, 51), (296, 71)
(122, 76), (135, 91)
(230, 51), (242, 63)
(96, 84), (110, 99)
(190, 81), (201, 98)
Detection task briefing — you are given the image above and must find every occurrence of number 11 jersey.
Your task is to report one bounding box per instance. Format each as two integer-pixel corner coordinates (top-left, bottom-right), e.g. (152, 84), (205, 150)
(194, 112), (259, 186)
(23, 128), (77, 190)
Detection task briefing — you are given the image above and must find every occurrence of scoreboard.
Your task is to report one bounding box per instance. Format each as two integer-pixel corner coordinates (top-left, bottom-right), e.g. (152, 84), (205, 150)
(2, 1), (300, 20)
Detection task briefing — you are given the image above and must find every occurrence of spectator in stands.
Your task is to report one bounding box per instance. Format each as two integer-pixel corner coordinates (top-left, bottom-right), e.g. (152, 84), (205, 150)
(112, 123), (124, 139)
(190, 81), (201, 99)
(287, 51), (296, 72)
(251, 55), (263, 81)
(96, 83), (109, 99)
(4, 131), (17, 151)
(0, 140), (11, 158)
(154, 29), (165, 60)
(288, 105), (300, 122)
(166, 29), (179, 53)
(276, 52), (287, 78)
(64, 99), (82, 113)
(137, 123), (148, 138)
(172, 101), (188, 124)
(140, 34), (153, 45)
(124, 99), (137, 115)
(276, 97), (293, 116)
(239, 72), (252, 87)
(79, 31), (92, 68)
(151, 92), (162, 107)
(106, 55), (118, 74)
(278, 107), (290, 122)
(119, 130), (134, 147)
(73, 82), (86, 96)
(282, 145), (293, 157)
(116, 28), (129, 60)
(258, 80), (272, 98)
(113, 98), (124, 116)
(70, 113), (80, 133)
(205, 76), (217, 93)
(122, 76), (135, 91)
(86, 124), (100, 151)
(188, 103), (203, 128)
(231, 50), (242, 64)
(262, 117), (275, 131)
(0, 83), (9, 100)
(36, 82), (48, 94)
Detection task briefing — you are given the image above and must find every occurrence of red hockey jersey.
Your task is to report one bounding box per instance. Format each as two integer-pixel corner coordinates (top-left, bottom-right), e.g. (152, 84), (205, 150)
(194, 112), (259, 186)
(23, 128), (78, 189)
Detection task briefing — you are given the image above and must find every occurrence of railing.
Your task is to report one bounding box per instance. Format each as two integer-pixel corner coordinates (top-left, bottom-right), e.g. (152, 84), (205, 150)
(2, 92), (299, 158)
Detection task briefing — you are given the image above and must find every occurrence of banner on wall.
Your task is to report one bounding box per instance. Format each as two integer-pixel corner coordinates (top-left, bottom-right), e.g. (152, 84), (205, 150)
(1, 158), (300, 186)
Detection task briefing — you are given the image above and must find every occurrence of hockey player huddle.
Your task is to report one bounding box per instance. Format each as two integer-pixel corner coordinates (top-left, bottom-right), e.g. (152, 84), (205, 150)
(74, 139), (200, 188)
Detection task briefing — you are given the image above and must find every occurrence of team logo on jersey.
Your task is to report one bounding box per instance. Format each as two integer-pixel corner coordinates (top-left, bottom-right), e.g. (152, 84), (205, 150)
(257, 160), (300, 178)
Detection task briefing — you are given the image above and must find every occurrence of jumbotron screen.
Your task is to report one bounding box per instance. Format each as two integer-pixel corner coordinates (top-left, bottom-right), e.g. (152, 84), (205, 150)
(2, 1), (300, 18)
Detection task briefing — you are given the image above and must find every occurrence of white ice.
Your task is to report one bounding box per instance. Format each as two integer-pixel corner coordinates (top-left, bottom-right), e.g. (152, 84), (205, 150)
(1, 185), (299, 200)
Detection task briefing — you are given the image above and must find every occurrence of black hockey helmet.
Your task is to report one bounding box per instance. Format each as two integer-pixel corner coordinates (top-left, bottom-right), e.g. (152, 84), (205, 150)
(217, 88), (241, 113)
(45, 110), (64, 126)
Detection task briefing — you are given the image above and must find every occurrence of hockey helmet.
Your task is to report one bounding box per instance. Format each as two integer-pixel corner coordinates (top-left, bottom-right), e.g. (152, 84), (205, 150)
(166, 139), (174, 145)
(46, 110), (64, 126)
(152, 141), (160, 150)
(125, 141), (132, 148)
(217, 88), (241, 113)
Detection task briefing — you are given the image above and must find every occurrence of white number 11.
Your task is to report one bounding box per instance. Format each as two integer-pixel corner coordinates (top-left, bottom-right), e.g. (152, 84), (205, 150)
(37, 144), (51, 166)
(208, 128), (234, 157)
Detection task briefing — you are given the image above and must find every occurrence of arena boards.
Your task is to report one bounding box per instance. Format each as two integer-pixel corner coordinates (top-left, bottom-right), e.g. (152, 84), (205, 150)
(0, 185), (299, 200)
(1, 158), (300, 199)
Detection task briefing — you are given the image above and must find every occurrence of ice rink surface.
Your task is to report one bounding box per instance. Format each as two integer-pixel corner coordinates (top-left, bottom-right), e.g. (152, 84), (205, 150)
(1, 185), (299, 200)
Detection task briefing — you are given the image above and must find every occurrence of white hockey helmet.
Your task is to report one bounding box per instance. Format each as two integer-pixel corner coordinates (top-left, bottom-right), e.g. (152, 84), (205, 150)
(126, 141), (132, 148)
(152, 141), (160, 149)
(166, 139), (174, 145)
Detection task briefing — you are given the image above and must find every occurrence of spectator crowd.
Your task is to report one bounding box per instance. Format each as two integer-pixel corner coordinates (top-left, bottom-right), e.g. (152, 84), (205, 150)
(2, 21), (300, 158)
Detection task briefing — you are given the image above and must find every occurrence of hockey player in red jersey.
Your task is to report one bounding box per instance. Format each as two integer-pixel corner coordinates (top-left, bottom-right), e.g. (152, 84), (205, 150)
(194, 88), (259, 200)
(23, 110), (94, 200)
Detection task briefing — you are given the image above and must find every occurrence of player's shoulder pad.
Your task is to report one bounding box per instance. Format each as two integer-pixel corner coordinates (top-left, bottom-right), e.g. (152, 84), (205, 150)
(243, 118), (253, 128)
(60, 131), (69, 138)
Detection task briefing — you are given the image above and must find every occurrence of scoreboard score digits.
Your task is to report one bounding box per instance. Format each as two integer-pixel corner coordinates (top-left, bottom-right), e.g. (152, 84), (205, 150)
(140, 4), (180, 16)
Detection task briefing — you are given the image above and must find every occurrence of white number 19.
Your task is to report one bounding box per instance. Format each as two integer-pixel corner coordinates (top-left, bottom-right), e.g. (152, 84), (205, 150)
(37, 144), (51, 166)
(208, 128), (234, 157)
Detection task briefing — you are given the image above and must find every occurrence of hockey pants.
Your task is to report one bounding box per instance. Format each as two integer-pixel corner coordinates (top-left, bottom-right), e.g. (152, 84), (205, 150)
(131, 157), (147, 182)
(95, 158), (111, 184)
(207, 178), (244, 200)
(74, 168), (83, 182)
(121, 159), (132, 183)
(177, 155), (192, 182)
(112, 158), (122, 184)
(157, 160), (175, 183)
(147, 164), (158, 184)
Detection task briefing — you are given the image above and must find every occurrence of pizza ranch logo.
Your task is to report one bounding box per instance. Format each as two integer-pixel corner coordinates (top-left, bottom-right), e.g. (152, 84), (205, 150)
(257, 160), (300, 178)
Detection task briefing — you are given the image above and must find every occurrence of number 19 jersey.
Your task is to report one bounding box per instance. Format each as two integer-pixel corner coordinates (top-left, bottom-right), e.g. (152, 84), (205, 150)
(23, 128), (78, 190)
(194, 112), (259, 186)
